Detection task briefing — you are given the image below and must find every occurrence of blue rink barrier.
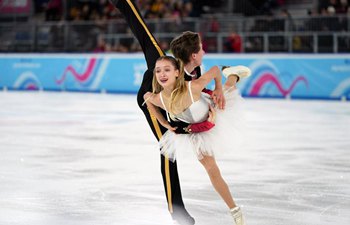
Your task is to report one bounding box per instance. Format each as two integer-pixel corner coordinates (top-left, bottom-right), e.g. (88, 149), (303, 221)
(1, 53), (350, 100)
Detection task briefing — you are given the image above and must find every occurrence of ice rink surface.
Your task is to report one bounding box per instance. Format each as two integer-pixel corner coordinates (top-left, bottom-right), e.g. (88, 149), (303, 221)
(0, 92), (349, 225)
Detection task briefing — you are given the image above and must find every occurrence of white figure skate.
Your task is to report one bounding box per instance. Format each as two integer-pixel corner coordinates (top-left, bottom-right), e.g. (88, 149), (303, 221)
(222, 65), (251, 82)
(230, 206), (246, 225)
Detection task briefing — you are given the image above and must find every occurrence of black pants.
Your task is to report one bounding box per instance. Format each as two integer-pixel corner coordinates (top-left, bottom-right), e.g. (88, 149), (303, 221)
(112, 0), (191, 220)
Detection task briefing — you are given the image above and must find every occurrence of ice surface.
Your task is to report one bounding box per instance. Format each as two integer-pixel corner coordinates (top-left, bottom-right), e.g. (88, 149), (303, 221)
(0, 92), (349, 225)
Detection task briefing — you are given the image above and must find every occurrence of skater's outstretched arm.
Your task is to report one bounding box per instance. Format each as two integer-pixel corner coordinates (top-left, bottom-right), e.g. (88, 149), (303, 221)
(143, 92), (177, 131)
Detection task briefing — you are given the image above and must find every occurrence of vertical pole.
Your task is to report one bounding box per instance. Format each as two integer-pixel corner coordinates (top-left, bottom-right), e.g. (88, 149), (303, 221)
(333, 33), (338, 53)
(313, 33), (318, 53)
(288, 33), (292, 53)
(264, 33), (268, 53)
(218, 33), (223, 53)
(62, 0), (67, 20)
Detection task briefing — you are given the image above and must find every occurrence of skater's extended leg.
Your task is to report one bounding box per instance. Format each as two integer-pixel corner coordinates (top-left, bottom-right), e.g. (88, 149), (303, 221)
(199, 155), (236, 209)
(199, 155), (246, 225)
(109, 1), (194, 224)
(111, 0), (164, 68)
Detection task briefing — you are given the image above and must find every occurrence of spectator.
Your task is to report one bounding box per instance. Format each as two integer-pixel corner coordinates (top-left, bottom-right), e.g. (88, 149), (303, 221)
(45, 0), (63, 21)
(182, 1), (193, 17)
(306, 8), (321, 31)
(209, 16), (220, 32)
(94, 35), (107, 52)
(224, 32), (242, 53)
(280, 8), (295, 31)
(81, 4), (91, 20)
(172, 0), (183, 18)
(337, 0), (349, 13)
(319, 0), (343, 14)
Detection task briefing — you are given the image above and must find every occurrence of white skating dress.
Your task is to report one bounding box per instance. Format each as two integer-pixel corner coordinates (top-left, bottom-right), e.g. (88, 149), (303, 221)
(159, 81), (244, 162)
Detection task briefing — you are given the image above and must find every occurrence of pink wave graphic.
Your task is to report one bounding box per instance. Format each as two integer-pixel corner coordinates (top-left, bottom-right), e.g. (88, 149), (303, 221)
(56, 58), (97, 84)
(26, 84), (38, 90)
(250, 73), (308, 96)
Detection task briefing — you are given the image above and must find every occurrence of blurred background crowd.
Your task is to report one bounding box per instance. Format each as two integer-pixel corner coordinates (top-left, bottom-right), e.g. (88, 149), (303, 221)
(23, 0), (229, 22)
(0, 0), (349, 53)
(29, 0), (349, 22)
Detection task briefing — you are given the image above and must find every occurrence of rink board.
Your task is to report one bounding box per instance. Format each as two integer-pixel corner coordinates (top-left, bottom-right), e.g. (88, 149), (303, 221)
(0, 53), (350, 100)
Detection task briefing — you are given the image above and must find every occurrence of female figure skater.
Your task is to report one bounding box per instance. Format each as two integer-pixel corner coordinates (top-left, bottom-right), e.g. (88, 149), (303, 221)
(144, 56), (251, 225)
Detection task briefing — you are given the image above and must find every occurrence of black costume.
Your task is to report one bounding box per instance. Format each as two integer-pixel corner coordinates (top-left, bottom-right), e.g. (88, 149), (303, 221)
(110, 0), (201, 224)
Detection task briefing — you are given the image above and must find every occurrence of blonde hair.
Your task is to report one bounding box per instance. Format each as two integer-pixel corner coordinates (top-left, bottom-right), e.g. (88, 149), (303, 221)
(152, 56), (187, 114)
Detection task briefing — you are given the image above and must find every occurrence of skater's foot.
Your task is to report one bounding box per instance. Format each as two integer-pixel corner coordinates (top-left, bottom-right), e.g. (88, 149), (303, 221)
(171, 207), (195, 225)
(222, 65), (251, 82)
(230, 206), (245, 225)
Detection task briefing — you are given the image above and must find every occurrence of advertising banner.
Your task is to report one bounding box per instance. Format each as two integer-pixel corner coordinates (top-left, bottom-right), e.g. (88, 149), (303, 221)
(1, 54), (349, 100)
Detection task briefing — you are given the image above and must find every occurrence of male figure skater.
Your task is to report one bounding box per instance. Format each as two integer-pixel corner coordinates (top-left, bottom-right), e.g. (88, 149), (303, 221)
(108, 1), (216, 224)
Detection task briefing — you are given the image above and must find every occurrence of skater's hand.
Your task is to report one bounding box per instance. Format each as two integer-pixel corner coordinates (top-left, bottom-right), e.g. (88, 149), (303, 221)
(207, 104), (216, 124)
(212, 88), (226, 110)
